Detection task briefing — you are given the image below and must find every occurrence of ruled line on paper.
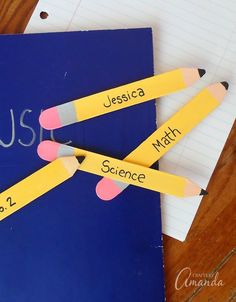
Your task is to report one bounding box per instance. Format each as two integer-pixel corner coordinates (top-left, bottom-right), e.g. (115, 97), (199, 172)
(26, 0), (236, 241)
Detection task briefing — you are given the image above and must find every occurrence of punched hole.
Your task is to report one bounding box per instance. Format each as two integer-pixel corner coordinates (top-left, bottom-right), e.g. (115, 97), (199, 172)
(40, 11), (49, 19)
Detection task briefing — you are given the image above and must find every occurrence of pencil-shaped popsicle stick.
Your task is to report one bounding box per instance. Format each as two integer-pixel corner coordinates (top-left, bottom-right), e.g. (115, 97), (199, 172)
(37, 141), (207, 198)
(95, 81), (228, 200)
(0, 156), (85, 221)
(39, 68), (205, 130)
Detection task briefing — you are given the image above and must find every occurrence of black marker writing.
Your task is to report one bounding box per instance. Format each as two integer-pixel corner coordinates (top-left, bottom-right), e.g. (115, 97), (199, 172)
(152, 126), (181, 152)
(101, 159), (145, 183)
(6, 197), (16, 207)
(103, 88), (145, 108)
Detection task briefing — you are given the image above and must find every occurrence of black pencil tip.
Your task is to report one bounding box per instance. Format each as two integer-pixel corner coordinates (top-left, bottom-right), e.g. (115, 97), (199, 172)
(221, 81), (229, 90)
(198, 68), (206, 77)
(200, 189), (208, 196)
(76, 156), (85, 164)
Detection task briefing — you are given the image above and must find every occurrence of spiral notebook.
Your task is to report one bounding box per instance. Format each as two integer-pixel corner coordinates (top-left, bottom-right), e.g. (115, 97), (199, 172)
(25, 0), (236, 241)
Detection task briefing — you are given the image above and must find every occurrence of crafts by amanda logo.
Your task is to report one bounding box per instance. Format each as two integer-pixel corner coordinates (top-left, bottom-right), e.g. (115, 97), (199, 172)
(175, 267), (224, 290)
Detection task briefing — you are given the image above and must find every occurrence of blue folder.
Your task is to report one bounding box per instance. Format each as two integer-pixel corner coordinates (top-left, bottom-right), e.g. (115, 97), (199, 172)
(0, 29), (165, 302)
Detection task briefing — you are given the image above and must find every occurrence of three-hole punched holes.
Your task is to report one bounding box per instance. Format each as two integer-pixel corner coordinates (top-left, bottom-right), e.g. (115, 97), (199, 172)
(40, 11), (49, 19)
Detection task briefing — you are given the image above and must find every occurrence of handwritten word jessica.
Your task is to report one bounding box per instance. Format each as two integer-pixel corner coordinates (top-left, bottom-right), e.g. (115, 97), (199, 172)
(103, 88), (145, 108)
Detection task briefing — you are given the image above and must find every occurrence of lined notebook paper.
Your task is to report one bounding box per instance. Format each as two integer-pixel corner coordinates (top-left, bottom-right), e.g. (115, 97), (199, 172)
(26, 0), (236, 241)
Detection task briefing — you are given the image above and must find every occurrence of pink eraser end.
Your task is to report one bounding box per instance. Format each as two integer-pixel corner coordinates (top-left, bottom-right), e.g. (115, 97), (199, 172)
(39, 107), (62, 130)
(37, 140), (60, 161)
(96, 178), (122, 201)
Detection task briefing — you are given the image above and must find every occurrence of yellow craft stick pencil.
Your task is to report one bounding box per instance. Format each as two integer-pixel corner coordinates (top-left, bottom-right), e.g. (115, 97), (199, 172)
(0, 156), (85, 221)
(39, 68), (205, 129)
(38, 141), (207, 198)
(95, 81), (228, 200)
